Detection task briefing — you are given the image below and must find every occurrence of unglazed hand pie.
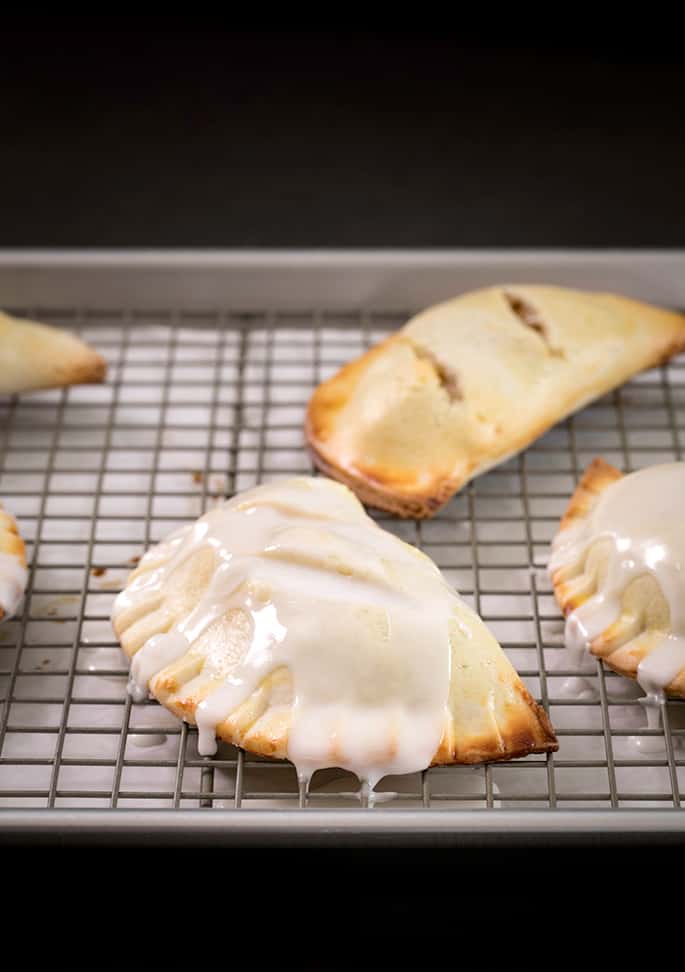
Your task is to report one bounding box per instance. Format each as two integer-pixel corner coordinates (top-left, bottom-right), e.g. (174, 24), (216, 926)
(0, 310), (106, 394)
(549, 459), (685, 705)
(0, 502), (27, 622)
(306, 286), (685, 518)
(112, 477), (556, 785)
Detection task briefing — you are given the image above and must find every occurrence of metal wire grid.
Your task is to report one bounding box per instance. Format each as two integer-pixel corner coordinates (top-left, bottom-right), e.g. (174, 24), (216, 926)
(1, 307), (684, 813)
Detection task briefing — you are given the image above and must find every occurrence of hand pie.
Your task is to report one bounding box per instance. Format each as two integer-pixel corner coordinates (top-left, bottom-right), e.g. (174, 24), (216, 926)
(306, 285), (685, 518)
(112, 477), (557, 785)
(549, 459), (685, 704)
(0, 501), (27, 622)
(0, 310), (106, 394)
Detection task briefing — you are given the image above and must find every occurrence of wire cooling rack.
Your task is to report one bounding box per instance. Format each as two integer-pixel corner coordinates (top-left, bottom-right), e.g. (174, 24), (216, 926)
(1, 252), (684, 845)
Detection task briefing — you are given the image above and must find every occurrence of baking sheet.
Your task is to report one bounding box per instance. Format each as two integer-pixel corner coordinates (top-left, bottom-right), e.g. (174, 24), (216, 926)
(0, 252), (683, 837)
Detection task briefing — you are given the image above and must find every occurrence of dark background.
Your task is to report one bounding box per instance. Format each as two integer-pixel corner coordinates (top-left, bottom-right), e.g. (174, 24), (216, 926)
(2, 24), (684, 248)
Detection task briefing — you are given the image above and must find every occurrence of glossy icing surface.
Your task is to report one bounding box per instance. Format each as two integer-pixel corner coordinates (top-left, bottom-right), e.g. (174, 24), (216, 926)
(550, 463), (685, 707)
(112, 477), (462, 787)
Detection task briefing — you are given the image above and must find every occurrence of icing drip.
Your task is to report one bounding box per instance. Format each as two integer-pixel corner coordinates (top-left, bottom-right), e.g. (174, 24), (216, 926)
(638, 637), (685, 707)
(629, 641), (685, 755)
(549, 463), (685, 715)
(0, 551), (28, 621)
(629, 697), (668, 755)
(128, 631), (190, 702)
(113, 478), (458, 788)
(556, 611), (605, 700)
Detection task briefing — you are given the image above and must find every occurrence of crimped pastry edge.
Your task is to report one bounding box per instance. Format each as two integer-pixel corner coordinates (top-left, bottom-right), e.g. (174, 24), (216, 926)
(550, 457), (685, 700)
(145, 665), (558, 767)
(113, 543), (558, 768)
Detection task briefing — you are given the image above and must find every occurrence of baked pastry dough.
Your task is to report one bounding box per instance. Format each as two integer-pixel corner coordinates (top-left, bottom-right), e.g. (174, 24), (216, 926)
(306, 286), (685, 517)
(0, 310), (106, 394)
(0, 502), (27, 621)
(112, 477), (556, 784)
(549, 459), (685, 703)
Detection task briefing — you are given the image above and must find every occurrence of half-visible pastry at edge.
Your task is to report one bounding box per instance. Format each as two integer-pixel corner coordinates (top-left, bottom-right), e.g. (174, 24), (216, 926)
(0, 310), (106, 394)
(0, 501), (28, 622)
(112, 477), (557, 786)
(549, 458), (685, 702)
(306, 286), (685, 518)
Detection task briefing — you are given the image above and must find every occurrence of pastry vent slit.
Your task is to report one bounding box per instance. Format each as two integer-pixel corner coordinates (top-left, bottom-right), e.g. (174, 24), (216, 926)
(406, 340), (463, 402)
(504, 292), (566, 358)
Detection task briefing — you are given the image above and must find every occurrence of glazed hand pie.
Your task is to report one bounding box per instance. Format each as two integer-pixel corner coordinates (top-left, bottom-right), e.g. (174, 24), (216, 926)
(0, 310), (106, 394)
(549, 459), (685, 705)
(0, 501), (27, 622)
(112, 477), (557, 785)
(306, 285), (685, 518)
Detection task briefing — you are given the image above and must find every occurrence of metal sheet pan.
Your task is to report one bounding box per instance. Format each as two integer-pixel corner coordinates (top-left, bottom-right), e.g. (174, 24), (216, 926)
(1, 250), (683, 844)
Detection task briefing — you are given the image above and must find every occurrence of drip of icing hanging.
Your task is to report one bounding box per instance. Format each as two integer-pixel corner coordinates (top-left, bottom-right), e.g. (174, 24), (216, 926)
(549, 463), (685, 724)
(113, 478), (459, 789)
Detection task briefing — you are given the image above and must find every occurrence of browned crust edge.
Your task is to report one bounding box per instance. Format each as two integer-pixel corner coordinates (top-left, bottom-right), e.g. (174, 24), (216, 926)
(44, 347), (107, 391)
(180, 731), (558, 771)
(0, 314), (107, 393)
(550, 456), (623, 619)
(558, 457), (623, 533)
(0, 503), (27, 623)
(150, 673), (558, 767)
(305, 439), (456, 519)
(429, 691), (558, 766)
(305, 315), (685, 520)
(164, 702), (559, 767)
(65, 351), (107, 387)
(550, 457), (685, 701)
(304, 336), (459, 518)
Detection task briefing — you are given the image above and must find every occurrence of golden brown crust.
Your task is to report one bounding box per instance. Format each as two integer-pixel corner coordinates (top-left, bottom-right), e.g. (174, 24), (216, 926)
(136, 613), (559, 764)
(551, 458), (685, 700)
(0, 502), (27, 623)
(655, 332), (685, 367)
(153, 678), (558, 766)
(150, 671), (558, 766)
(114, 486), (558, 767)
(306, 286), (685, 518)
(551, 458), (623, 615)
(431, 682), (557, 765)
(0, 310), (106, 395)
(558, 458), (623, 533)
(306, 337), (461, 517)
(306, 439), (453, 519)
(0, 511), (26, 566)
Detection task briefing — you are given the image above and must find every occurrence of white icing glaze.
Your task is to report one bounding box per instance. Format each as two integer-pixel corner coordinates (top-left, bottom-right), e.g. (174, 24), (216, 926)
(629, 698), (667, 755)
(113, 477), (460, 788)
(0, 550), (28, 621)
(128, 631), (190, 702)
(638, 637), (685, 707)
(549, 463), (685, 708)
(556, 611), (604, 700)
